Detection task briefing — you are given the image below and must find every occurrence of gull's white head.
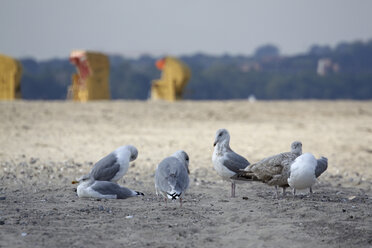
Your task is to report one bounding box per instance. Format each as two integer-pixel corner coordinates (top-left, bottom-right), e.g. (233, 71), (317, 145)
(172, 150), (190, 174)
(73, 174), (92, 185)
(117, 145), (138, 162)
(127, 145), (138, 162)
(213, 128), (230, 147)
(291, 141), (302, 156)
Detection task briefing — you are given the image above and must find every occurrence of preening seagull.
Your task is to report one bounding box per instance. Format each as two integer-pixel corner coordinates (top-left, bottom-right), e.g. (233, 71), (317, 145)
(77, 178), (144, 199)
(155, 150), (190, 207)
(212, 129), (250, 197)
(76, 145), (138, 183)
(288, 153), (328, 197)
(232, 141), (302, 197)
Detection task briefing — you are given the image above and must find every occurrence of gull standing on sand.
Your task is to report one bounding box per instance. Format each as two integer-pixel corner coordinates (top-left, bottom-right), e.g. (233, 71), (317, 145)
(232, 141), (302, 197)
(155, 150), (190, 207)
(76, 145), (138, 183)
(77, 177), (144, 199)
(212, 129), (250, 197)
(288, 153), (328, 197)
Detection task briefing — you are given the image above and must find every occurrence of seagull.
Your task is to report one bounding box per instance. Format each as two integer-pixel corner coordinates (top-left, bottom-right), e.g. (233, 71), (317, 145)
(74, 145), (138, 184)
(154, 150), (190, 207)
(212, 129), (250, 197)
(288, 153), (328, 197)
(77, 178), (144, 199)
(232, 141), (302, 197)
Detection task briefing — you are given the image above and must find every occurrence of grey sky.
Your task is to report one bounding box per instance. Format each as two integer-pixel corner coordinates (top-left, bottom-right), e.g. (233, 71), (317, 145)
(1, 0), (372, 60)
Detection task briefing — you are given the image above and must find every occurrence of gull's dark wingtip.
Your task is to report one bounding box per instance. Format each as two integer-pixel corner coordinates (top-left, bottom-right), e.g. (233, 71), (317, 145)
(167, 192), (181, 200)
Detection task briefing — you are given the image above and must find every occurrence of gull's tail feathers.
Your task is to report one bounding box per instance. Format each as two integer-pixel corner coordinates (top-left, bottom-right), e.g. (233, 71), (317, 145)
(135, 191), (144, 196)
(231, 171), (261, 181)
(166, 190), (182, 200)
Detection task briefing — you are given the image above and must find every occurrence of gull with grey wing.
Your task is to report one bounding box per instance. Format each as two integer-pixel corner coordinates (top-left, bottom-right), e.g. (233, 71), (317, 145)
(77, 177), (144, 199)
(155, 150), (190, 207)
(75, 145), (138, 184)
(288, 153), (328, 197)
(212, 129), (250, 197)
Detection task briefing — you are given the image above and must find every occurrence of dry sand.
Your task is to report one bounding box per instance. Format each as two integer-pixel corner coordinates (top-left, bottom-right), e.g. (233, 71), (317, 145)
(0, 100), (371, 248)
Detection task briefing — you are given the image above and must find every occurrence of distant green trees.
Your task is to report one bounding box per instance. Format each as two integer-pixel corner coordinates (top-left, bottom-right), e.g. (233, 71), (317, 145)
(185, 40), (372, 100)
(21, 58), (74, 99)
(254, 44), (280, 59)
(19, 40), (372, 100)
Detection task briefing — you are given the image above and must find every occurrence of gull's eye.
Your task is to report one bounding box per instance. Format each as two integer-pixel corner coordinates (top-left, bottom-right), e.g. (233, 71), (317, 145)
(218, 133), (222, 137)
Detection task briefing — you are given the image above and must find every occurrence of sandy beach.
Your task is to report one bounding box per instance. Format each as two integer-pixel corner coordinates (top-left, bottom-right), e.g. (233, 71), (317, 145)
(0, 100), (371, 247)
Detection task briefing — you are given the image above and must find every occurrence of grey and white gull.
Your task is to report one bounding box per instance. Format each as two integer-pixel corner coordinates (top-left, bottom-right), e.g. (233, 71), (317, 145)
(212, 129), (250, 197)
(77, 177), (144, 199)
(75, 145), (138, 183)
(288, 153), (328, 197)
(232, 141), (302, 197)
(154, 150), (190, 207)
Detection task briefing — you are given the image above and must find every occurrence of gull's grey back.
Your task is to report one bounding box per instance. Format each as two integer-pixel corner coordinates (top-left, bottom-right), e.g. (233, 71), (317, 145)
(315, 157), (328, 178)
(90, 152), (120, 181)
(223, 148), (250, 173)
(155, 157), (189, 194)
(91, 181), (135, 199)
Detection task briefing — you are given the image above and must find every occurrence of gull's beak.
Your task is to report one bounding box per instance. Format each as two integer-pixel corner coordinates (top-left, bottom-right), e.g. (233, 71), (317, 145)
(187, 168), (190, 174)
(71, 180), (79, 184)
(213, 141), (217, 147)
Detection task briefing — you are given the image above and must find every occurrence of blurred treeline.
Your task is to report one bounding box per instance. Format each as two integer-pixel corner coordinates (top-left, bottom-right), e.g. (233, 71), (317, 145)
(20, 40), (372, 100)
